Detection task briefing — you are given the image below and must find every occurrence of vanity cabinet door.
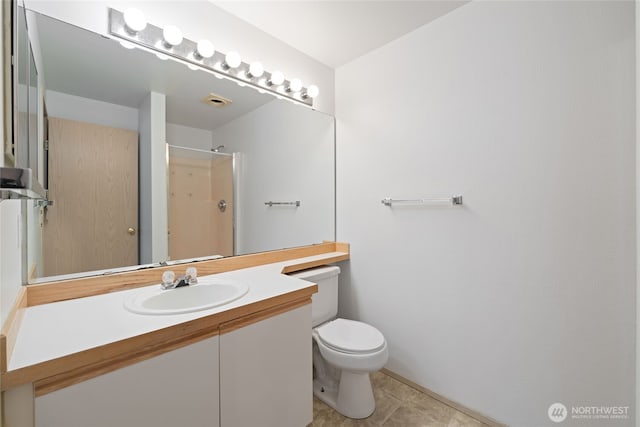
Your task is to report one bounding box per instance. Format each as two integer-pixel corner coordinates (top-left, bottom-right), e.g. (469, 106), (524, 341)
(220, 304), (312, 427)
(35, 336), (220, 427)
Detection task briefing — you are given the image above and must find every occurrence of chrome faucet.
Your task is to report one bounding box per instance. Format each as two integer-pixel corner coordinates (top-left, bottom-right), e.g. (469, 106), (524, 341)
(161, 267), (198, 290)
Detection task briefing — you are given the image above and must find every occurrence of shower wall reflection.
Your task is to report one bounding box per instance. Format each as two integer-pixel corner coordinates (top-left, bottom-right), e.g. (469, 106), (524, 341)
(168, 145), (234, 260)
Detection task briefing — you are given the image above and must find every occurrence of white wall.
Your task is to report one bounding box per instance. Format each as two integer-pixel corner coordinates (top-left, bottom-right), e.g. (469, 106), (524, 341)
(214, 100), (335, 255)
(0, 201), (23, 327)
(166, 123), (213, 151)
(138, 92), (167, 264)
(24, 0), (335, 115)
(45, 90), (138, 131)
(336, 2), (635, 426)
(26, 202), (42, 280)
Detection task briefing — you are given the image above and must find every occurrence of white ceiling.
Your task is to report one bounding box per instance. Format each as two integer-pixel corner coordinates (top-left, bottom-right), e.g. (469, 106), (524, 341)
(212, 1), (468, 68)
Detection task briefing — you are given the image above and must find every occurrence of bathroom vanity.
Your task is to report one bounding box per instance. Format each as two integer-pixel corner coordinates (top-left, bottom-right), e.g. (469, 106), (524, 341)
(1, 242), (349, 427)
(34, 307), (310, 427)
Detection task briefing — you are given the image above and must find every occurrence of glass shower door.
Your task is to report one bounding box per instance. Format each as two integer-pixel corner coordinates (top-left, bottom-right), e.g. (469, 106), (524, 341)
(168, 145), (234, 260)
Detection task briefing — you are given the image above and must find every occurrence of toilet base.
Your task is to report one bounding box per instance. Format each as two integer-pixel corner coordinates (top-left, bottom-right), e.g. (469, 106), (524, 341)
(313, 370), (375, 419)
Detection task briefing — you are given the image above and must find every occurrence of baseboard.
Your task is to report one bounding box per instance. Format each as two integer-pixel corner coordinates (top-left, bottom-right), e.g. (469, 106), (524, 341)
(381, 368), (508, 427)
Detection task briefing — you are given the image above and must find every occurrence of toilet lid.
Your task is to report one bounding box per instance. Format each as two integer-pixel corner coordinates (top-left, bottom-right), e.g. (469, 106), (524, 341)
(316, 318), (385, 354)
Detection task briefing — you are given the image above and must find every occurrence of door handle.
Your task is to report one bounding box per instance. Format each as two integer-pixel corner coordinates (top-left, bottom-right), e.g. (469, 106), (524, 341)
(127, 227), (137, 235)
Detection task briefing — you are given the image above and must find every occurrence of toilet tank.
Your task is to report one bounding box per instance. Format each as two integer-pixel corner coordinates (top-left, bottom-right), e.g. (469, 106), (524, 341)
(290, 266), (340, 327)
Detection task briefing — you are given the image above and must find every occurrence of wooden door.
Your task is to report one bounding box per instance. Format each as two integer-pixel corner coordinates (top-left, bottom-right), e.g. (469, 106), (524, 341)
(43, 117), (138, 276)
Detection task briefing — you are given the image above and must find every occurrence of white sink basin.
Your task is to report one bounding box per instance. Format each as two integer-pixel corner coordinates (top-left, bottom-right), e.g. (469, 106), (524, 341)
(124, 278), (249, 315)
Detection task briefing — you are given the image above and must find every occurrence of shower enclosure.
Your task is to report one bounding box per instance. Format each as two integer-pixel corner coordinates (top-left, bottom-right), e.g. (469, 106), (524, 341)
(167, 145), (235, 260)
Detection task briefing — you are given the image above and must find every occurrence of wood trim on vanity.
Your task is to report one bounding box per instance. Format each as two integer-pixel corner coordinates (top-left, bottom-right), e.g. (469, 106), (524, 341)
(0, 287), (28, 373)
(33, 323), (221, 397)
(26, 242), (349, 307)
(334, 242), (350, 254)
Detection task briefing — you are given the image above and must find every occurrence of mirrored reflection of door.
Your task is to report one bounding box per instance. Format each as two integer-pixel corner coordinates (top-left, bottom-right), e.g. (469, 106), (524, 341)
(168, 147), (234, 259)
(43, 117), (139, 276)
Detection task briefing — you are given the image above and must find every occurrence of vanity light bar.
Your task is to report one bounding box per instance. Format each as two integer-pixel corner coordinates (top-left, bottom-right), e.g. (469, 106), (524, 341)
(108, 8), (317, 107)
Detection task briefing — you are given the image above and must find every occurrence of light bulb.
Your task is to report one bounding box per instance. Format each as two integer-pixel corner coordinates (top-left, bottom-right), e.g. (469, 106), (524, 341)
(123, 8), (146, 33)
(248, 62), (264, 78)
(163, 25), (183, 47)
(306, 85), (319, 98)
(269, 71), (284, 86)
(225, 51), (241, 69)
(196, 40), (214, 59)
(288, 78), (302, 93)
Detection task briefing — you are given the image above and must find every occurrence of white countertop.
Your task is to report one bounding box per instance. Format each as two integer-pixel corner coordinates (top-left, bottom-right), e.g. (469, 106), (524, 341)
(9, 254), (340, 372)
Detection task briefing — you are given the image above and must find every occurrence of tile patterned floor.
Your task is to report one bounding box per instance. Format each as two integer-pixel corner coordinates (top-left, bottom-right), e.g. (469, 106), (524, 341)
(310, 371), (491, 427)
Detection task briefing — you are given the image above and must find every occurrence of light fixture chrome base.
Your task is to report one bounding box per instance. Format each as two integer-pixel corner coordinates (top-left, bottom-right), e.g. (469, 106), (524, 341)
(108, 8), (314, 107)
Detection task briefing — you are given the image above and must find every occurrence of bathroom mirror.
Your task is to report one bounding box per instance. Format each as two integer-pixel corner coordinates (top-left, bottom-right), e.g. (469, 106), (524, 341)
(23, 10), (335, 282)
(8, 4), (41, 174)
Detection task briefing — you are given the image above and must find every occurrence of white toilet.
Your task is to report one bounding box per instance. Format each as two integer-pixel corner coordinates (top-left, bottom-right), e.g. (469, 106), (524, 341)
(291, 266), (389, 419)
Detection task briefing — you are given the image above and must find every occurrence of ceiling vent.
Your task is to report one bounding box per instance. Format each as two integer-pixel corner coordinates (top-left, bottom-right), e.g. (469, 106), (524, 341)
(201, 93), (232, 108)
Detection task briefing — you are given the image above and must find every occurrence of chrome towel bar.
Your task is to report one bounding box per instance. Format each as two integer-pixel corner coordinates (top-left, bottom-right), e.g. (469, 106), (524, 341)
(381, 196), (463, 207)
(265, 201), (301, 207)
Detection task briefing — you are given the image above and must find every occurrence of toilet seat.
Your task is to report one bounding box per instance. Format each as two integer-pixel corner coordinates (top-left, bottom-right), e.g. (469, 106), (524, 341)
(316, 318), (385, 354)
